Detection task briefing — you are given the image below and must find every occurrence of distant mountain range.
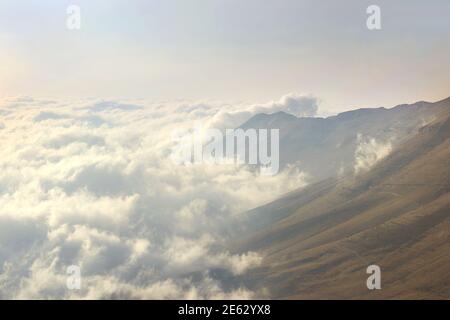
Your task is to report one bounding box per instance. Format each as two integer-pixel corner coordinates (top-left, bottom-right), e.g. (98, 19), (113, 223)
(234, 97), (450, 299)
(240, 97), (450, 183)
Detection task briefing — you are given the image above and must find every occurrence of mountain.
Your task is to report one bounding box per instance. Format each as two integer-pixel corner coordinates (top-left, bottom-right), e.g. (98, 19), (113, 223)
(239, 97), (450, 183)
(234, 99), (450, 299)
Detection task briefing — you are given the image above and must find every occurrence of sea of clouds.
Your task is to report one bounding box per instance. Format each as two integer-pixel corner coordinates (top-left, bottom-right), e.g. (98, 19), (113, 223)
(0, 94), (316, 299)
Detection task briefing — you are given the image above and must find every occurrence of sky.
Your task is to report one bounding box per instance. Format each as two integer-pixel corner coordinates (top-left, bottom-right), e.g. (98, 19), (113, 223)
(0, 0), (449, 112)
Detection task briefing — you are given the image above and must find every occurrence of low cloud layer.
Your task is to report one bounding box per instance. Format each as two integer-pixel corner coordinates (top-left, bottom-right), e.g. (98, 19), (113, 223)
(0, 95), (309, 299)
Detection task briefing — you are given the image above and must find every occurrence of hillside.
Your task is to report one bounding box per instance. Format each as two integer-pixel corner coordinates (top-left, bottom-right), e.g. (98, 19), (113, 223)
(236, 105), (450, 299)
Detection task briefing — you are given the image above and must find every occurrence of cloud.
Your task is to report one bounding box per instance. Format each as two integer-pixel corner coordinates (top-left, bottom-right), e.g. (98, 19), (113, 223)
(354, 134), (392, 173)
(34, 112), (69, 122)
(85, 101), (142, 113)
(206, 93), (319, 130)
(0, 95), (308, 299)
(272, 93), (319, 117)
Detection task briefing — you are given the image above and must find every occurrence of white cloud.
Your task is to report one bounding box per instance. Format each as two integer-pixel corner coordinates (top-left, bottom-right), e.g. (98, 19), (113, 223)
(0, 95), (307, 299)
(206, 93), (319, 130)
(354, 134), (392, 173)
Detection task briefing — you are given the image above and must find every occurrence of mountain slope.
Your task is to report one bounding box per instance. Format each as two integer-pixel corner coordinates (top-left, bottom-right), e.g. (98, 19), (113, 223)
(239, 97), (450, 183)
(237, 105), (450, 299)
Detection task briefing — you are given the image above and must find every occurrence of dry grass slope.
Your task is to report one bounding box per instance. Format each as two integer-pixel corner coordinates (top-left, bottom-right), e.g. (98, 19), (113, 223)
(239, 103), (450, 299)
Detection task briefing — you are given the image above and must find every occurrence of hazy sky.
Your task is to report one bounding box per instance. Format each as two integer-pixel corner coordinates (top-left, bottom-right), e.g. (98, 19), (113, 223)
(1, 0), (449, 112)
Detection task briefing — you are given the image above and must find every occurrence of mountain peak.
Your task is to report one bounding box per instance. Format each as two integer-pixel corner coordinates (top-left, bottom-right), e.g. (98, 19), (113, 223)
(239, 110), (299, 128)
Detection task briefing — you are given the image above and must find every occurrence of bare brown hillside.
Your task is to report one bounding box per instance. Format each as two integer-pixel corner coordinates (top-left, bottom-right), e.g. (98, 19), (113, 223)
(238, 105), (450, 299)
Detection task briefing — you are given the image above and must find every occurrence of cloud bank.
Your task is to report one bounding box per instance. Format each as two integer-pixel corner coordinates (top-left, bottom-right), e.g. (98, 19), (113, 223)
(0, 95), (309, 299)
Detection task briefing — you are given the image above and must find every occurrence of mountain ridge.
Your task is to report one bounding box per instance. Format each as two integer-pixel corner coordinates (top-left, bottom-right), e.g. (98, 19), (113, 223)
(235, 98), (450, 299)
(238, 96), (450, 184)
